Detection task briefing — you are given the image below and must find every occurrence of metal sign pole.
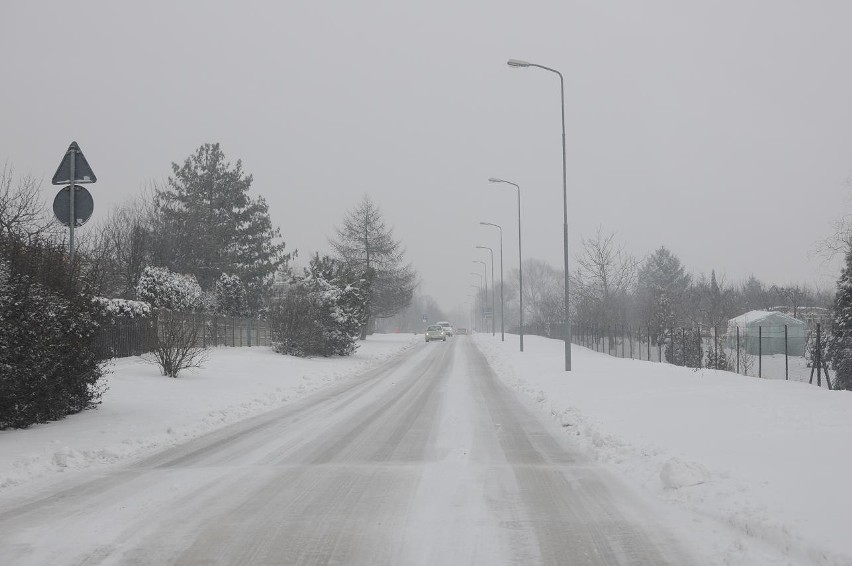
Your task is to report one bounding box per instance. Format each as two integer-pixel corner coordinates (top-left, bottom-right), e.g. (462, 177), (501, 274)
(69, 151), (76, 262)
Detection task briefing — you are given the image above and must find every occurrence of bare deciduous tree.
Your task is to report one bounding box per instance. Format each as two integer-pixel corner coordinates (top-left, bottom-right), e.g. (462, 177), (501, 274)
(82, 191), (157, 298)
(573, 227), (637, 330)
(0, 165), (57, 241)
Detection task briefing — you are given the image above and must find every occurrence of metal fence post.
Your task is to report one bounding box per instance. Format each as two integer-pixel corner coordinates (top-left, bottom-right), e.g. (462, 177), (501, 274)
(736, 326), (740, 374)
(815, 323), (822, 387)
(758, 325), (762, 378)
(785, 324), (788, 380)
(713, 325), (718, 366)
(648, 325), (651, 362)
(698, 327), (703, 368)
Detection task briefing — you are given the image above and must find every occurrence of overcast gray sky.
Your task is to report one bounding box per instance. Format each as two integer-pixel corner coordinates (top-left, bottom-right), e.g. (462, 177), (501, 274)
(3, 0), (851, 312)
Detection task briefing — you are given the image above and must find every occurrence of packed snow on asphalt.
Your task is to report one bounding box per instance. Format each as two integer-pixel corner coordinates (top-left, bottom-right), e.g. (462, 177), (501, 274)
(475, 333), (852, 566)
(0, 333), (849, 565)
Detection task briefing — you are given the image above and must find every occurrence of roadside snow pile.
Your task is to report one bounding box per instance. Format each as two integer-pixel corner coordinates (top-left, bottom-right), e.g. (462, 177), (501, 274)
(474, 334), (852, 566)
(0, 334), (418, 493)
(659, 457), (711, 489)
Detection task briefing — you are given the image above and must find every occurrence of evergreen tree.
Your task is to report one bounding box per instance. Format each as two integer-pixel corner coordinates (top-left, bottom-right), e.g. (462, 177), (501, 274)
(213, 273), (247, 316)
(153, 143), (290, 314)
(329, 195), (416, 339)
(636, 247), (691, 343)
(828, 250), (852, 390)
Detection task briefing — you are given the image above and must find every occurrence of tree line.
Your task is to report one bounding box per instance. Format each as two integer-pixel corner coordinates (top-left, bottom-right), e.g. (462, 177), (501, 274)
(474, 228), (828, 338)
(474, 225), (852, 389)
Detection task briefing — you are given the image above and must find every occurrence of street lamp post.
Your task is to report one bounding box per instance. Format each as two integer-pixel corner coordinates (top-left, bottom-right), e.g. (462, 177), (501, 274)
(472, 261), (488, 333)
(480, 222), (504, 341)
(488, 178), (523, 352)
(470, 277), (482, 331)
(466, 294), (476, 334)
(507, 58), (572, 371)
(476, 245), (495, 336)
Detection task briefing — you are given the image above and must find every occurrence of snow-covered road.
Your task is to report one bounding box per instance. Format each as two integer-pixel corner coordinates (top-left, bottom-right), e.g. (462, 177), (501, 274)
(0, 337), (691, 565)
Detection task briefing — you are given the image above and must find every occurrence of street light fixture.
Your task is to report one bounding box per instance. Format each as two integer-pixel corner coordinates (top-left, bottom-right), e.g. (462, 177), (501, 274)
(480, 222), (504, 342)
(489, 177), (524, 352)
(507, 58), (572, 371)
(476, 245), (495, 336)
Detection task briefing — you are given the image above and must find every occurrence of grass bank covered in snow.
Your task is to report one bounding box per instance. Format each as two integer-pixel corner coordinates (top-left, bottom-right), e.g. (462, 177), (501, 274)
(0, 334), (418, 494)
(474, 334), (852, 566)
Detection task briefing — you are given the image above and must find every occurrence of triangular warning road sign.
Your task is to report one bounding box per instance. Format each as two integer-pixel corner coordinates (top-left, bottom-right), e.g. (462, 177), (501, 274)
(52, 141), (97, 185)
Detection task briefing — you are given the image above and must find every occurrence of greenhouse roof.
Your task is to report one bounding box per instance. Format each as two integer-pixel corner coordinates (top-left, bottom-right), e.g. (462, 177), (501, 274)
(728, 310), (805, 327)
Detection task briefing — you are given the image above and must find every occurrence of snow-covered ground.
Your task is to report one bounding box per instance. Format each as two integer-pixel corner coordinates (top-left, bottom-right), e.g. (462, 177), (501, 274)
(0, 334), (419, 494)
(474, 333), (852, 566)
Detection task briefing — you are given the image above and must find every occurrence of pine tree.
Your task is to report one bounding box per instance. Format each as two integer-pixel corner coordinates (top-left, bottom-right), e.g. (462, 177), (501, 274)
(153, 143), (290, 314)
(637, 247), (691, 343)
(329, 195), (416, 339)
(828, 250), (852, 390)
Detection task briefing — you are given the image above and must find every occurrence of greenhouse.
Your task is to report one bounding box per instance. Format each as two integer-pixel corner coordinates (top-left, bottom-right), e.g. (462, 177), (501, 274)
(726, 310), (807, 356)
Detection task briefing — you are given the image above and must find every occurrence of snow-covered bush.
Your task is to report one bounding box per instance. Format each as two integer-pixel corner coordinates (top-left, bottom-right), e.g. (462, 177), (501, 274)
(135, 266), (204, 311)
(664, 329), (703, 368)
(0, 233), (107, 429)
(212, 273), (247, 316)
(704, 346), (730, 371)
(91, 297), (152, 321)
(269, 254), (367, 357)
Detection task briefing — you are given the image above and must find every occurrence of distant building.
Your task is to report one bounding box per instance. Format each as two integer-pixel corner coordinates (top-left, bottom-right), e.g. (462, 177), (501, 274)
(726, 310), (807, 356)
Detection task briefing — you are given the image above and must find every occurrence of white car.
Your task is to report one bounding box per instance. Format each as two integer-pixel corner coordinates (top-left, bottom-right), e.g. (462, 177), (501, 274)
(436, 321), (453, 337)
(425, 325), (446, 342)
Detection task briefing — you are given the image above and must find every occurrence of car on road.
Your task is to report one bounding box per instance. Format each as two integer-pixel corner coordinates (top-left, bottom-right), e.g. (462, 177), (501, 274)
(436, 321), (454, 337)
(424, 325), (447, 342)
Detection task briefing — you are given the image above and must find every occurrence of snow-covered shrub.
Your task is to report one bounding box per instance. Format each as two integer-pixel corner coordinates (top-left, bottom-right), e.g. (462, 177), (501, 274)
(664, 329), (703, 368)
(135, 266), (204, 311)
(269, 254), (367, 357)
(91, 297), (152, 322)
(704, 346), (730, 371)
(0, 233), (107, 429)
(213, 273), (247, 317)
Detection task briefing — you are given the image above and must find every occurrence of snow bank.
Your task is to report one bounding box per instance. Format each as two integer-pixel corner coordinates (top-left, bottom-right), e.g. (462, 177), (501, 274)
(474, 334), (852, 566)
(0, 334), (418, 494)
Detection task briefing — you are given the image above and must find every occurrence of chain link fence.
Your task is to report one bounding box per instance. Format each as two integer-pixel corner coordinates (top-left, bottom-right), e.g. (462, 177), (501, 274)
(569, 322), (833, 389)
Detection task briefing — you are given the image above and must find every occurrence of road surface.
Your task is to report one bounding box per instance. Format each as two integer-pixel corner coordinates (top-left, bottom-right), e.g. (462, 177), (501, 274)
(0, 337), (691, 565)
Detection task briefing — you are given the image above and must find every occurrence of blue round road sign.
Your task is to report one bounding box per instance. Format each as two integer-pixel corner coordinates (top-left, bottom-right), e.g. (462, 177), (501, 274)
(53, 185), (94, 227)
